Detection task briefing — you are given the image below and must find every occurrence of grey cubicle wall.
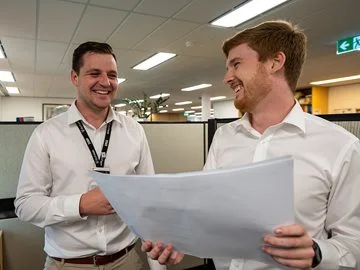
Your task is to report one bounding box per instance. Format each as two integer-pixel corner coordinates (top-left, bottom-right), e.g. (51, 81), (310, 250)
(0, 121), (207, 270)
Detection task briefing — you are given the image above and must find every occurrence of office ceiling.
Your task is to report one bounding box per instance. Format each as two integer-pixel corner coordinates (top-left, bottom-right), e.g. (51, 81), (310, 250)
(0, 0), (360, 111)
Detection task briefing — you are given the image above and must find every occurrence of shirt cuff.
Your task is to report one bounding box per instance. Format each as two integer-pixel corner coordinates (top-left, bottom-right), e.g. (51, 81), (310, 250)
(64, 194), (87, 220)
(314, 239), (339, 270)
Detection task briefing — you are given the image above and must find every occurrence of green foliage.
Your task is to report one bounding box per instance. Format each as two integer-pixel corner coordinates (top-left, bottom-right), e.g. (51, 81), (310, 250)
(121, 92), (169, 119)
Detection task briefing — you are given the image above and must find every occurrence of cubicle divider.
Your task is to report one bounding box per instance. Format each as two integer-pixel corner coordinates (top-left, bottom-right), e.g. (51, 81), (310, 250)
(0, 121), (207, 270)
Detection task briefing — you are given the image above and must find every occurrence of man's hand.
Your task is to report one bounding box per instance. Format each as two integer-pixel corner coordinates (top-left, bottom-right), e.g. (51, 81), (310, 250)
(79, 187), (115, 216)
(142, 240), (184, 266)
(262, 224), (314, 269)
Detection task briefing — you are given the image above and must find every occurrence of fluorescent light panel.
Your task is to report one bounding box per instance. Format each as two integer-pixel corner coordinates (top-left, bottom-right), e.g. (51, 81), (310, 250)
(211, 0), (290, 28)
(0, 44), (5, 59)
(133, 52), (176, 70)
(185, 110), (195, 114)
(150, 93), (170, 99)
(0, 71), (15, 82)
(6, 86), (20, 94)
(114, 103), (126, 107)
(181, 84), (212, 92)
(172, 108), (184, 111)
(310, 75), (360, 85)
(175, 101), (192, 105)
(191, 106), (202, 109)
(159, 110), (168, 113)
(117, 78), (126, 84)
(210, 96), (226, 101)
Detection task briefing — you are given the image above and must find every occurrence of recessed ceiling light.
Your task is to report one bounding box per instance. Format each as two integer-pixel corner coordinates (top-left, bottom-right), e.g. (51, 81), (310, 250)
(172, 108), (184, 112)
(0, 71), (15, 82)
(159, 110), (168, 113)
(117, 78), (126, 84)
(150, 93), (170, 99)
(211, 0), (290, 28)
(6, 86), (20, 94)
(191, 106), (202, 109)
(181, 84), (212, 91)
(185, 110), (195, 114)
(210, 96), (226, 101)
(310, 75), (360, 85)
(133, 52), (176, 70)
(175, 101), (192, 105)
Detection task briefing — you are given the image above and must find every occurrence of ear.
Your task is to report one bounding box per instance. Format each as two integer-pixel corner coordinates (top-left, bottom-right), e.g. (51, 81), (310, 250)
(70, 70), (79, 87)
(270, 51), (286, 73)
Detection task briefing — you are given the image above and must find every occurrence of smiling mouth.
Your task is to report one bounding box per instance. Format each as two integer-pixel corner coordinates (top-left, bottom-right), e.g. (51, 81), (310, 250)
(93, 90), (111, 95)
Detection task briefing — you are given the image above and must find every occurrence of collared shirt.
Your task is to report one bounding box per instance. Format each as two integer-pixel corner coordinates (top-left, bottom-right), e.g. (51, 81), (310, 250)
(204, 102), (360, 270)
(15, 102), (154, 258)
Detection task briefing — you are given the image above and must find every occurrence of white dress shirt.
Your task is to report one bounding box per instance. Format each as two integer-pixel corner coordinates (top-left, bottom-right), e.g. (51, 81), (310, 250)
(15, 102), (154, 258)
(204, 102), (360, 270)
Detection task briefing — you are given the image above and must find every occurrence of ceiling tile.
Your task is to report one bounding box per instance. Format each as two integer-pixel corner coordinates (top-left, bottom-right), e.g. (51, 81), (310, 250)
(109, 13), (166, 49)
(166, 25), (236, 58)
(174, 0), (245, 23)
(134, 0), (192, 17)
(0, 0), (36, 39)
(36, 41), (68, 74)
(38, 0), (85, 43)
(89, 0), (139, 11)
(134, 19), (200, 51)
(1, 37), (35, 72)
(73, 6), (128, 43)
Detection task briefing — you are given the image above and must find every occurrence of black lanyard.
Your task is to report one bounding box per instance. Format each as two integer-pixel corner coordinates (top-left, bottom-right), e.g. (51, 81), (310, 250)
(75, 120), (113, 168)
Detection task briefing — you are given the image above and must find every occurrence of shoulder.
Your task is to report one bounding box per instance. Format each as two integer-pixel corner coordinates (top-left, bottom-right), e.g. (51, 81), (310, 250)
(114, 112), (145, 133)
(305, 113), (358, 142)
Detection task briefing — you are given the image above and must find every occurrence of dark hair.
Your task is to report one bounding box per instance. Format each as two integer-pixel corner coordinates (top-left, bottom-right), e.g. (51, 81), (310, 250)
(72, 41), (117, 74)
(222, 20), (307, 92)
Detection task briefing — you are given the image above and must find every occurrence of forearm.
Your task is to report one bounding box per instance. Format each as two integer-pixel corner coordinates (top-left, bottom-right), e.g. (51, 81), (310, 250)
(15, 193), (84, 228)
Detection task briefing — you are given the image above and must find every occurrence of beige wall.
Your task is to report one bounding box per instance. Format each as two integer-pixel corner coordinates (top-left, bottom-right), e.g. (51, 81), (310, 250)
(328, 83), (360, 113)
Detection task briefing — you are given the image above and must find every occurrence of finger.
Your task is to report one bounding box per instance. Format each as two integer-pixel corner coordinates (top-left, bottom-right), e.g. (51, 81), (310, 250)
(141, 241), (153, 252)
(149, 242), (164, 260)
(272, 256), (312, 269)
(262, 245), (314, 259)
(157, 244), (173, 265)
(173, 252), (185, 264)
(264, 235), (313, 248)
(274, 224), (306, 236)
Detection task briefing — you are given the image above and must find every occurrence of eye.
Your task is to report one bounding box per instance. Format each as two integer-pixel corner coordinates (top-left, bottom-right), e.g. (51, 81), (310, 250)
(90, 72), (100, 77)
(233, 62), (240, 69)
(108, 74), (117, 80)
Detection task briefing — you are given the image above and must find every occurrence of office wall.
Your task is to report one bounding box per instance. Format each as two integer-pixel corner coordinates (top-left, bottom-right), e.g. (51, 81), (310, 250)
(213, 99), (239, 118)
(328, 83), (360, 113)
(0, 96), (74, 121)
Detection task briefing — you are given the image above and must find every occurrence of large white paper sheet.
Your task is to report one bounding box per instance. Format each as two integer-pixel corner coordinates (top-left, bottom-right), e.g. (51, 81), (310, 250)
(92, 156), (294, 265)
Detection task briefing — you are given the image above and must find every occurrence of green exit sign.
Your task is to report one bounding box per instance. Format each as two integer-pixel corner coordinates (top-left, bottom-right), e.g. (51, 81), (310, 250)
(337, 35), (360, 54)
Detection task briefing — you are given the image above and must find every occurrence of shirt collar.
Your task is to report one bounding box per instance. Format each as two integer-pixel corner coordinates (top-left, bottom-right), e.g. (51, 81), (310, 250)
(233, 100), (306, 134)
(67, 100), (122, 126)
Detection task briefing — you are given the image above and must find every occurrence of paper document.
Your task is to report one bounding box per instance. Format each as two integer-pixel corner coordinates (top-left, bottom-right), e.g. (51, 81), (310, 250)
(92, 156), (294, 264)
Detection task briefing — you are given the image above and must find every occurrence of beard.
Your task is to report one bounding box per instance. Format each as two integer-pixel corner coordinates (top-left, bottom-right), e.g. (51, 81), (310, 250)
(233, 66), (271, 113)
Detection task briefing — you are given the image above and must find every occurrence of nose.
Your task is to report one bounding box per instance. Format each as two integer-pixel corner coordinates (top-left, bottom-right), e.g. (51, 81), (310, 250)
(99, 73), (111, 86)
(223, 69), (234, 85)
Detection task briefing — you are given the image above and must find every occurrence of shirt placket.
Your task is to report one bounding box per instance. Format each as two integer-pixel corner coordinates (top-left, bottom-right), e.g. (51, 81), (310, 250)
(93, 128), (107, 252)
(252, 133), (274, 162)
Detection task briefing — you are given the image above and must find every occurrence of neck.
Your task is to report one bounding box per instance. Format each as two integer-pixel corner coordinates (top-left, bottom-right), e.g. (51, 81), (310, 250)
(249, 85), (295, 134)
(75, 100), (109, 129)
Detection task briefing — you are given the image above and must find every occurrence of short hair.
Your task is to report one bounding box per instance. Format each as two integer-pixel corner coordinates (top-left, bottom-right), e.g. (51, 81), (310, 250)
(222, 20), (307, 92)
(72, 41), (117, 74)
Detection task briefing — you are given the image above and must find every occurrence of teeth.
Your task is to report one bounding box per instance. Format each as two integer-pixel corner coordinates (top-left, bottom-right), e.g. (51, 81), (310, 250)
(234, 86), (241, 93)
(95, 90), (110, 95)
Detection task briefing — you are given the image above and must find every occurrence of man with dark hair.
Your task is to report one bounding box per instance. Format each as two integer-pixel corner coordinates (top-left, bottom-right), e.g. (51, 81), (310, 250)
(15, 41), (161, 270)
(145, 20), (360, 270)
